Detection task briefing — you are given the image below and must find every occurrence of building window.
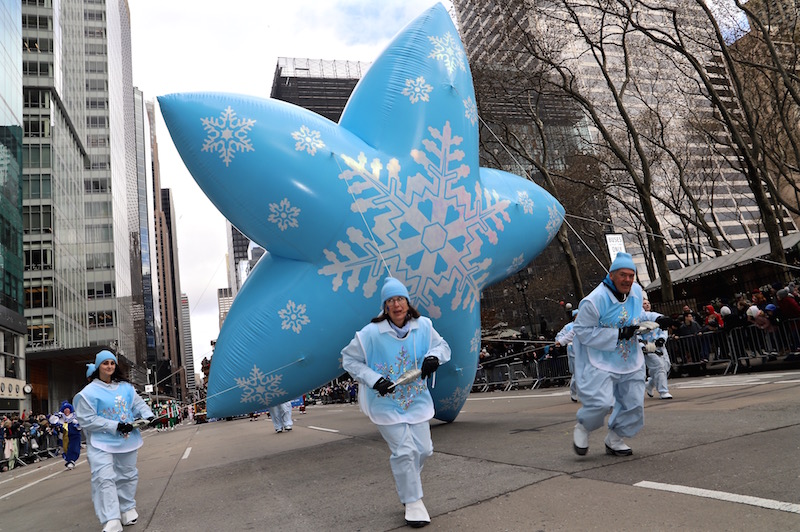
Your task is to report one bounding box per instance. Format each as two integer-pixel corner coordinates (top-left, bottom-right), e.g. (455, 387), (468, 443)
(22, 205), (53, 234)
(25, 248), (53, 271)
(85, 200), (111, 218)
(87, 281), (114, 300)
(88, 311), (115, 328)
(85, 178), (110, 194)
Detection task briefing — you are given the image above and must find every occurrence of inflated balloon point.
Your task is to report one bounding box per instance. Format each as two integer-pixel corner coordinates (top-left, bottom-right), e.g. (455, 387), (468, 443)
(159, 2), (563, 422)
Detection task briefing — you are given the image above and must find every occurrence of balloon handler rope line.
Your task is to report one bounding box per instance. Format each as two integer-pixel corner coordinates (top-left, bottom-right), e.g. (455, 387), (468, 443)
(185, 357), (305, 410)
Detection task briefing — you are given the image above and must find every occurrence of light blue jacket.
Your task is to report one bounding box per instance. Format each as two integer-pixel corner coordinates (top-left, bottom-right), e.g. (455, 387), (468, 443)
(342, 316), (450, 425)
(74, 380), (154, 453)
(574, 281), (645, 373)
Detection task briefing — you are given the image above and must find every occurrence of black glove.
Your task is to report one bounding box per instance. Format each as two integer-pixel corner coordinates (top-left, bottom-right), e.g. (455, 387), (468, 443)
(146, 416), (155, 422)
(655, 316), (674, 330)
(420, 356), (440, 378)
(618, 326), (639, 341)
(655, 338), (666, 348)
(117, 422), (134, 434)
(373, 377), (394, 396)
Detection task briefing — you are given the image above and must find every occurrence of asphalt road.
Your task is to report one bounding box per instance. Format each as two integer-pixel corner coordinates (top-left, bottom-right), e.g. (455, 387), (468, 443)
(1, 370), (799, 531)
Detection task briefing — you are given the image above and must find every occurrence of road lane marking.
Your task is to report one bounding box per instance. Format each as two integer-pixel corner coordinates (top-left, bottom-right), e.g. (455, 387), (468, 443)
(182, 447), (191, 460)
(0, 468), (66, 501)
(308, 426), (339, 433)
(635, 480), (800, 514)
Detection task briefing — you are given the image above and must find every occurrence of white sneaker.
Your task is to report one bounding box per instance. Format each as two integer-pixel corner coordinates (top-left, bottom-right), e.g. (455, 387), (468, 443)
(573, 422), (589, 455)
(404, 499), (430, 528)
(121, 508), (138, 526)
(103, 519), (123, 532)
(660, 392), (673, 400)
(604, 430), (633, 456)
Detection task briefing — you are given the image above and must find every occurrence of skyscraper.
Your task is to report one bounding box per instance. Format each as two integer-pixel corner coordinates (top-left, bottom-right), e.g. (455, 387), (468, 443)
(157, 188), (186, 401)
(1, 0), (27, 413)
(133, 88), (160, 373)
(82, 0), (137, 367)
(180, 292), (195, 396)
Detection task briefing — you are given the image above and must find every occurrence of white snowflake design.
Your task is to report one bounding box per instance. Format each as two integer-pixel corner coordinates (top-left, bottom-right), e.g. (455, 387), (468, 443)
(200, 106), (256, 167)
(518, 191), (534, 214)
(402, 76), (433, 104)
(319, 122), (511, 318)
(546, 203), (563, 240)
(236, 365), (286, 405)
(463, 96), (478, 126)
(292, 125), (325, 155)
(437, 385), (471, 414)
(428, 32), (467, 75)
(278, 300), (310, 333)
(470, 328), (481, 355)
(268, 198), (300, 231)
(506, 254), (525, 275)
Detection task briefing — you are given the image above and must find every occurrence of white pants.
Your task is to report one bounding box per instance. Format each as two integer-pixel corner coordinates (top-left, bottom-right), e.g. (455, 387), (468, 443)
(575, 355), (646, 438)
(269, 402), (293, 431)
(86, 442), (138, 525)
(645, 351), (670, 394)
(377, 422), (433, 504)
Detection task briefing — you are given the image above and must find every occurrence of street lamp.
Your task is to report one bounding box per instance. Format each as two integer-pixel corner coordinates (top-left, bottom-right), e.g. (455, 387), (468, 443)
(514, 273), (535, 338)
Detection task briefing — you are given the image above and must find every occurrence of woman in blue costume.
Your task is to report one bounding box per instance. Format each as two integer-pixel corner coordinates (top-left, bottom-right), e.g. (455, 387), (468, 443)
(342, 277), (451, 528)
(74, 350), (154, 532)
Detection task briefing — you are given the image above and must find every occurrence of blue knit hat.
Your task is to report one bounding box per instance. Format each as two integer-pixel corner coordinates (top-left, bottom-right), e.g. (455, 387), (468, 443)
(94, 349), (117, 367)
(609, 252), (636, 272)
(381, 277), (410, 304)
(86, 363), (96, 379)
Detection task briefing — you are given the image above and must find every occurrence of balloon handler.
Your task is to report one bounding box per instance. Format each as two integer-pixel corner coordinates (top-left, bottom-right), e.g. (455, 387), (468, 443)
(342, 277), (451, 528)
(75, 350), (155, 532)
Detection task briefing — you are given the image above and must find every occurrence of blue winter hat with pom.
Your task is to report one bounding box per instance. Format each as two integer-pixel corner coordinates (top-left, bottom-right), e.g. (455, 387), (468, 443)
(381, 277), (410, 304)
(609, 252), (636, 272)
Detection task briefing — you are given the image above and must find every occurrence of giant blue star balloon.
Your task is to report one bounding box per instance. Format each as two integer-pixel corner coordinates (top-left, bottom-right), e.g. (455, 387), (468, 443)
(158, 3), (564, 422)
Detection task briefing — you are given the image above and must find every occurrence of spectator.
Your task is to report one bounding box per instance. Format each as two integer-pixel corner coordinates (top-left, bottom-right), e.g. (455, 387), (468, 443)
(676, 312), (702, 338)
(704, 305), (724, 328)
(776, 289), (800, 320)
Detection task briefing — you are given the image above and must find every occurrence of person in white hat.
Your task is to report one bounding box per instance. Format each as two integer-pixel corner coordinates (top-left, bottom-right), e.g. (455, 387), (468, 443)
(341, 276), (451, 528)
(555, 309), (580, 402)
(641, 299), (673, 400)
(571, 253), (670, 457)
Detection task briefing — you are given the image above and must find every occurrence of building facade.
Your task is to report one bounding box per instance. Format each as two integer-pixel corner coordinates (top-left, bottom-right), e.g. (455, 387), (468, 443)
(0, 0), (28, 415)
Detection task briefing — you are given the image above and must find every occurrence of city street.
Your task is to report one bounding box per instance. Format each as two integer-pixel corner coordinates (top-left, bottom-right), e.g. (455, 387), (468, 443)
(1, 370), (798, 531)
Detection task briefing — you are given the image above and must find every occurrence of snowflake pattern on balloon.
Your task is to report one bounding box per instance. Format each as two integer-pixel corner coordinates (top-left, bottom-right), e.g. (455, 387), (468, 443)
(268, 198), (300, 231)
(463, 96), (478, 126)
(278, 300), (310, 333)
(428, 32), (467, 75)
(437, 385), (471, 414)
(470, 328), (481, 354)
(506, 254), (525, 275)
(546, 203), (563, 240)
(291, 125), (325, 155)
(402, 76), (433, 104)
(518, 191), (534, 215)
(319, 122), (511, 319)
(200, 106), (256, 167)
(236, 364), (286, 405)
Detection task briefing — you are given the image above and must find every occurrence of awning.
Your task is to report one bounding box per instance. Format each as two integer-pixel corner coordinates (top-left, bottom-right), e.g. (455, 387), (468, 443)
(645, 232), (800, 291)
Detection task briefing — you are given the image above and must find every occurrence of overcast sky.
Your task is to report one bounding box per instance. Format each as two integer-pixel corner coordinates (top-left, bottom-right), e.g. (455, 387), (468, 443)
(128, 1), (453, 372)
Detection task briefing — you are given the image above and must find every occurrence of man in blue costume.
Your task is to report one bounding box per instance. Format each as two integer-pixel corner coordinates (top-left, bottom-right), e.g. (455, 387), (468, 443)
(571, 252), (668, 456)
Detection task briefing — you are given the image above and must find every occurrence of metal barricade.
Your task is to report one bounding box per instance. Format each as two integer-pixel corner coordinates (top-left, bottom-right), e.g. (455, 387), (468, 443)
(665, 330), (732, 374)
(531, 355), (571, 389)
(725, 320), (800, 373)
